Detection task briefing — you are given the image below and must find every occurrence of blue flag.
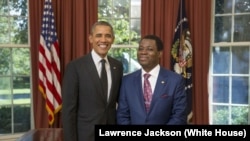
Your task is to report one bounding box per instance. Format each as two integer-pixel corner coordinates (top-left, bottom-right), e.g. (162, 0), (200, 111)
(171, 0), (193, 123)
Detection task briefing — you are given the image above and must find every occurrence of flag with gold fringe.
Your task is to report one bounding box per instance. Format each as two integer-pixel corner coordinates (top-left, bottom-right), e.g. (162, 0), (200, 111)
(38, 0), (62, 125)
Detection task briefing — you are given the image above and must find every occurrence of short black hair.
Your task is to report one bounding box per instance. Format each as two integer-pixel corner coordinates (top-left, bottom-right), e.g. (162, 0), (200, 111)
(91, 21), (114, 37)
(140, 35), (164, 51)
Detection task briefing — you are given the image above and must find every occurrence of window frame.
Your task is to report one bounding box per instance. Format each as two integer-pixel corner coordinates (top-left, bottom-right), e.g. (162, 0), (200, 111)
(209, 0), (250, 125)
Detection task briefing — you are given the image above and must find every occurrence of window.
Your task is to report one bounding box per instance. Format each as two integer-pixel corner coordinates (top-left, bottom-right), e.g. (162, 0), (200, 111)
(0, 0), (31, 134)
(98, 0), (141, 74)
(209, 0), (250, 124)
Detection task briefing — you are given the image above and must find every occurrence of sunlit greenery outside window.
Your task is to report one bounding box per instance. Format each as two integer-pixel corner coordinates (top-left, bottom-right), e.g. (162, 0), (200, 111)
(0, 0), (31, 134)
(98, 0), (141, 74)
(209, 0), (250, 124)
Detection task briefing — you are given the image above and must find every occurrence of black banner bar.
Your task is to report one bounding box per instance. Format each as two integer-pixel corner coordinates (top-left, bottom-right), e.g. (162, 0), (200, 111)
(95, 125), (250, 140)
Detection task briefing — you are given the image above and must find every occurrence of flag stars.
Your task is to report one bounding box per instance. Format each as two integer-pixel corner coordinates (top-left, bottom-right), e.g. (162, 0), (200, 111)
(41, 5), (57, 50)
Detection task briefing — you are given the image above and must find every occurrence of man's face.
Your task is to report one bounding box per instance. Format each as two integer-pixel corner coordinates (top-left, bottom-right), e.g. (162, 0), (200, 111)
(137, 39), (162, 72)
(89, 25), (114, 58)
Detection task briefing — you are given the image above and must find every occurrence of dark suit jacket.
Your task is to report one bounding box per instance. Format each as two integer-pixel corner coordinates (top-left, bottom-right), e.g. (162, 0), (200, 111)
(117, 67), (187, 125)
(62, 53), (123, 141)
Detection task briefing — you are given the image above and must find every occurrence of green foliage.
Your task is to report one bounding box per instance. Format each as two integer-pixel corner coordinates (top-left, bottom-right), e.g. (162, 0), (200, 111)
(0, 48), (30, 89)
(12, 48), (30, 75)
(11, 0), (28, 44)
(98, 0), (140, 45)
(231, 106), (248, 124)
(13, 105), (30, 132)
(213, 106), (249, 125)
(0, 106), (11, 134)
(213, 107), (229, 124)
(0, 105), (30, 134)
(0, 48), (11, 75)
(98, 0), (130, 18)
(98, 0), (140, 73)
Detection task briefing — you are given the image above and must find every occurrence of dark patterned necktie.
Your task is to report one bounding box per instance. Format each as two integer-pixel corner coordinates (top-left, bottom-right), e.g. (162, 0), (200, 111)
(143, 73), (152, 112)
(101, 59), (108, 99)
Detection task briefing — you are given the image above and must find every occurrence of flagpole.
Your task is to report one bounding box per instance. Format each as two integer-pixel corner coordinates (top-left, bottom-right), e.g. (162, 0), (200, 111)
(171, 0), (193, 124)
(179, 0), (183, 37)
(179, 0), (183, 65)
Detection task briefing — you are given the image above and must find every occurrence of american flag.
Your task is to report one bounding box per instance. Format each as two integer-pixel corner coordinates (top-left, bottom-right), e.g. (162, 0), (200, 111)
(171, 0), (193, 123)
(38, 0), (62, 125)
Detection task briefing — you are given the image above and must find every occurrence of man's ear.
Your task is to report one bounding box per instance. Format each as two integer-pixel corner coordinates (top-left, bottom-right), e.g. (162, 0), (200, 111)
(158, 51), (163, 57)
(111, 36), (115, 44)
(88, 34), (93, 43)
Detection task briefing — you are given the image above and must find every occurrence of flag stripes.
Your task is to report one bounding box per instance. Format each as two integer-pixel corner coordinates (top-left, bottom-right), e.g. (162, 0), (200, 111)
(38, 0), (62, 125)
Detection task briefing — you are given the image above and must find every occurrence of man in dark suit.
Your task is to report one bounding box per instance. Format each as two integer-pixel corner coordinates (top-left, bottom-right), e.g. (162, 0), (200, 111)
(117, 35), (187, 125)
(62, 21), (123, 141)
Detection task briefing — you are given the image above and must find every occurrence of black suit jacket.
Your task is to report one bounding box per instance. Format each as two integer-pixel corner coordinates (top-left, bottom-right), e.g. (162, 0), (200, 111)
(62, 53), (123, 141)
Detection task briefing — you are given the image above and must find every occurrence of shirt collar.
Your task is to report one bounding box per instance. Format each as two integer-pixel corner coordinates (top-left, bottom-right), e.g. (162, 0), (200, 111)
(141, 64), (160, 78)
(91, 50), (108, 64)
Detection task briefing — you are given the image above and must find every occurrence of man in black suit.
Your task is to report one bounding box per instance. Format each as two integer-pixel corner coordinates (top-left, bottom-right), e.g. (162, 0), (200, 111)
(62, 21), (123, 141)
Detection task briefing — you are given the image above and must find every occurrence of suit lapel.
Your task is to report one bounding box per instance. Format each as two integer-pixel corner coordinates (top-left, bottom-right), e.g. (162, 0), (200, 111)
(108, 58), (116, 103)
(150, 68), (168, 107)
(85, 54), (107, 103)
(107, 57), (122, 104)
(134, 70), (148, 112)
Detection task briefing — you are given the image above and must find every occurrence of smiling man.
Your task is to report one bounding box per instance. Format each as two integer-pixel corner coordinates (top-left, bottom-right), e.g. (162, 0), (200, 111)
(116, 34), (188, 125)
(62, 21), (123, 141)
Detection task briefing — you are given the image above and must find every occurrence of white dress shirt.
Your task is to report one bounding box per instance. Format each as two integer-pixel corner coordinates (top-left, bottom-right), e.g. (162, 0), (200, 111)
(91, 50), (111, 101)
(141, 64), (160, 94)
